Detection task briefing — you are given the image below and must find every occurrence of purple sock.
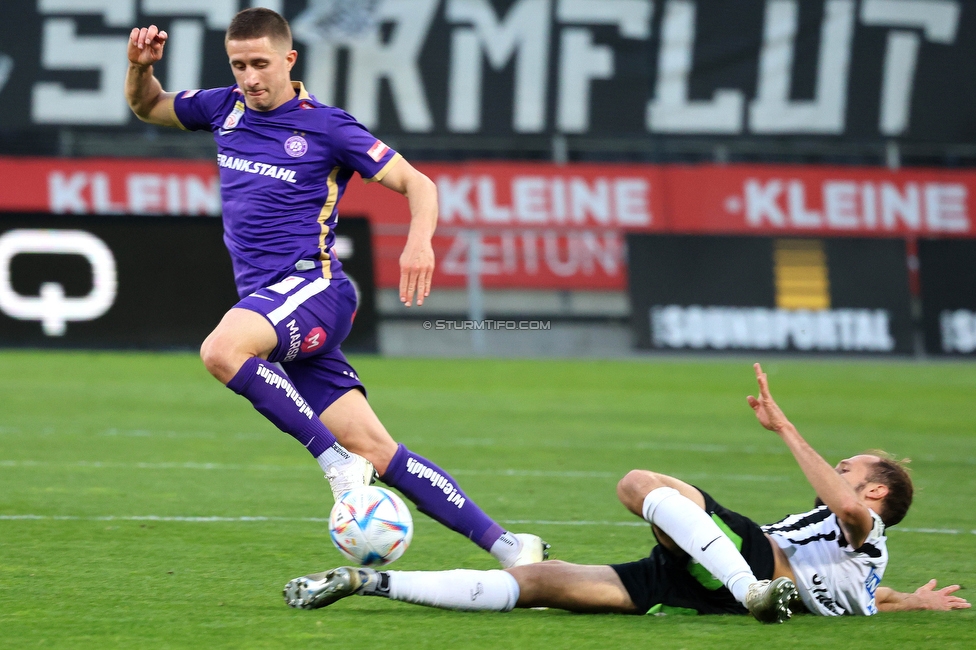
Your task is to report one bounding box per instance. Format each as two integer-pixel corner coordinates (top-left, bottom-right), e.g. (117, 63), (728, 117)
(226, 357), (336, 458)
(381, 444), (505, 551)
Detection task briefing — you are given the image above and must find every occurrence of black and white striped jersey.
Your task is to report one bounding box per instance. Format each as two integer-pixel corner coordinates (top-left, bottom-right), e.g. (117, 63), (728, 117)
(762, 506), (887, 616)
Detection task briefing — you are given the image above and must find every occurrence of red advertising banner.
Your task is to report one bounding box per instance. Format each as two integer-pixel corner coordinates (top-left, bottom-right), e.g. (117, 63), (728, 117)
(339, 162), (665, 290)
(664, 165), (973, 237)
(0, 157), (221, 216)
(2, 157), (973, 290)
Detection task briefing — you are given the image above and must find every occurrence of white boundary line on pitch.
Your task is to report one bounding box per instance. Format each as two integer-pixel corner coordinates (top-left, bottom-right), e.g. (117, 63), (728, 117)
(0, 514), (971, 535)
(0, 460), (290, 471)
(0, 460), (789, 482)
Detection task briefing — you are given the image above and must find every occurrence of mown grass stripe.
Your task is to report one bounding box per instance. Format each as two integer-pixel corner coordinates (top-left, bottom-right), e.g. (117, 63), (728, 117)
(0, 514), (971, 535)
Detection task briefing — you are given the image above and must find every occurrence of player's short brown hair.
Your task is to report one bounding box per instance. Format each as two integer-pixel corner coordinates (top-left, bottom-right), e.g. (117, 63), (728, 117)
(226, 7), (292, 50)
(866, 450), (913, 527)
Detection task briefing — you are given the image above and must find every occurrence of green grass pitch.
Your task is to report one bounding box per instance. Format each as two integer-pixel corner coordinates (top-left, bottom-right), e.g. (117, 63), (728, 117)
(1, 351), (973, 648)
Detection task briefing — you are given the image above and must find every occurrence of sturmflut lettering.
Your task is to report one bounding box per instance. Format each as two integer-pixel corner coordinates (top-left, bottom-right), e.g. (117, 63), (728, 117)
(255, 364), (315, 419)
(216, 154), (298, 184)
(28, 2), (963, 136)
(405, 457), (465, 509)
(652, 305), (895, 352)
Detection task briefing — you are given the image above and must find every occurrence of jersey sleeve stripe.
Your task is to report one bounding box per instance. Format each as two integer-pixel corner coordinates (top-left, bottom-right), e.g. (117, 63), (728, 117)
(293, 81), (311, 100)
(315, 166), (341, 280)
(364, 152), (403, 184)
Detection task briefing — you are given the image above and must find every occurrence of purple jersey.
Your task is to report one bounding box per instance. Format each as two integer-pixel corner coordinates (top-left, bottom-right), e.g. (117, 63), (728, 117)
(172, 82), (401, 297)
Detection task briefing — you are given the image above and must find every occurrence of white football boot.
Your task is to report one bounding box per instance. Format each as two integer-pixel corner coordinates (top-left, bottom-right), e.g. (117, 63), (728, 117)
(501, 533), (551, 568)
(324, 453), (377, 502)
(744, 577), (798, 623)
(284, 567), (376, 609)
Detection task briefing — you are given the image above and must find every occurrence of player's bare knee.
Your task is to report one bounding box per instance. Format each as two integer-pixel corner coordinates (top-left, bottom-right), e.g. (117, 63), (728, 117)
(615, 470), (640, 505)
(199, 331), (244, 383)
(617, 470), (666, 511)
(199, 333), (219, 373)
(507, 561), (566, 604)
(199, 335), (222, 374)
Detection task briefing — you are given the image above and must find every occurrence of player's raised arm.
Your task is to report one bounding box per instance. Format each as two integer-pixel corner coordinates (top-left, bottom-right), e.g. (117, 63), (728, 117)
(747, 363), (875, 547)
(125, 25), (180, 128)
(380, 159), (437, 307)
(876, 580), (971, 612)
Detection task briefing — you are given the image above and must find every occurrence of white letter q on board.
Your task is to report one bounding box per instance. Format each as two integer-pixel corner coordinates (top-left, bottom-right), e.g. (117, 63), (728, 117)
(0, 229), (117, 336)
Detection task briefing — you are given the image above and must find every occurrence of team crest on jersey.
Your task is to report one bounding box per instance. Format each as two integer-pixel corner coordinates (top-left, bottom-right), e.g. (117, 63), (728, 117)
(367, 139), (390, 162)
(221, 101), (245, 132)
(284, 135), (308, 158)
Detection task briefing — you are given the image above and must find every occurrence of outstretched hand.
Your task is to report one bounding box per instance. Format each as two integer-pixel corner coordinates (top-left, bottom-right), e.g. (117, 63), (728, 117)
(911, 579), (971, 611)
(399, 238), (435, 307)
(746, 363), (790, 433)
(128, 25), (168, 68)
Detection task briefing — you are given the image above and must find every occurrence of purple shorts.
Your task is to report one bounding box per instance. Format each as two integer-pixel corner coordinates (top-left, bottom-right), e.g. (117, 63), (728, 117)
(236, 270), (365, 415)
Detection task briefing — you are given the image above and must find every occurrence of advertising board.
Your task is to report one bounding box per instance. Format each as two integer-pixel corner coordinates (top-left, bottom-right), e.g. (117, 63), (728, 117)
(0, 214), (376, 351)
(627, 234), (914, 354)
(3, 157), (973, 291)
(918, 239), (976, 355)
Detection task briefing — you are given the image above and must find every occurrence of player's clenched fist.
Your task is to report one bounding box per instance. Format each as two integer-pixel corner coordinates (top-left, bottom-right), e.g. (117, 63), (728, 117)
(128, 25), (168, 67)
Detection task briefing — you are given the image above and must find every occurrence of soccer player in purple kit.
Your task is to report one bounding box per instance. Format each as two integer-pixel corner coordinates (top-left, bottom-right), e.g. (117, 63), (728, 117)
(124, 8), (546, 568)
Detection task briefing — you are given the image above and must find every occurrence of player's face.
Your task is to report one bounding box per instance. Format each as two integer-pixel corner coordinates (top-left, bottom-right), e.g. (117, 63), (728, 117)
(834, 455), (880, 495)
(226, 37), (298, 112)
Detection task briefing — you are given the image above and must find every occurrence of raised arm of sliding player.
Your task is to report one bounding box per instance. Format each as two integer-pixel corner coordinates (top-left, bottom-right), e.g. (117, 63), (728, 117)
(125, 25), (180, 127)
(747, 363), (875, 547)
(380, 160), (437, 307)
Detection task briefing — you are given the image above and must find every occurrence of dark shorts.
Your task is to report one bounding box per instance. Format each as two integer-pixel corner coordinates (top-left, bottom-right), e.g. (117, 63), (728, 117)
(610, 489), (774, 616)
(236, 269), (365, 414)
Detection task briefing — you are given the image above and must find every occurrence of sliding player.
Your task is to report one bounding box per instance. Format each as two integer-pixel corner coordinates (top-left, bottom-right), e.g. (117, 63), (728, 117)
(124, 8), (546, 568)
(284, 364), (970, 621)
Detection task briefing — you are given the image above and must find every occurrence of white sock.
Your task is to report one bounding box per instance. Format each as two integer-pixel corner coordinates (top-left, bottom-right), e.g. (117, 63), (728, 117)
(489, 531), (521, 565)
(726, 573), (755, 604)
(383, 569), (520, 612)
(316, 442), (357, 474)
(642, 487), (757, 605)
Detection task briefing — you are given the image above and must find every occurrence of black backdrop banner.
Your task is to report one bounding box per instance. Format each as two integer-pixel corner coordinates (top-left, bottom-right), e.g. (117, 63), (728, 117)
(0, 214), (377, 352)
(1, 0), (974, 143)
(332, 216), (378, 353)
(918, 239), (976, 356)
(627, 234), (914, 354)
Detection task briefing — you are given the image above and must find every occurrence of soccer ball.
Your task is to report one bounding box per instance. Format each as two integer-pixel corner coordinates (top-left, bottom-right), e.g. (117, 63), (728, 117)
(329, 486), (413, 566)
